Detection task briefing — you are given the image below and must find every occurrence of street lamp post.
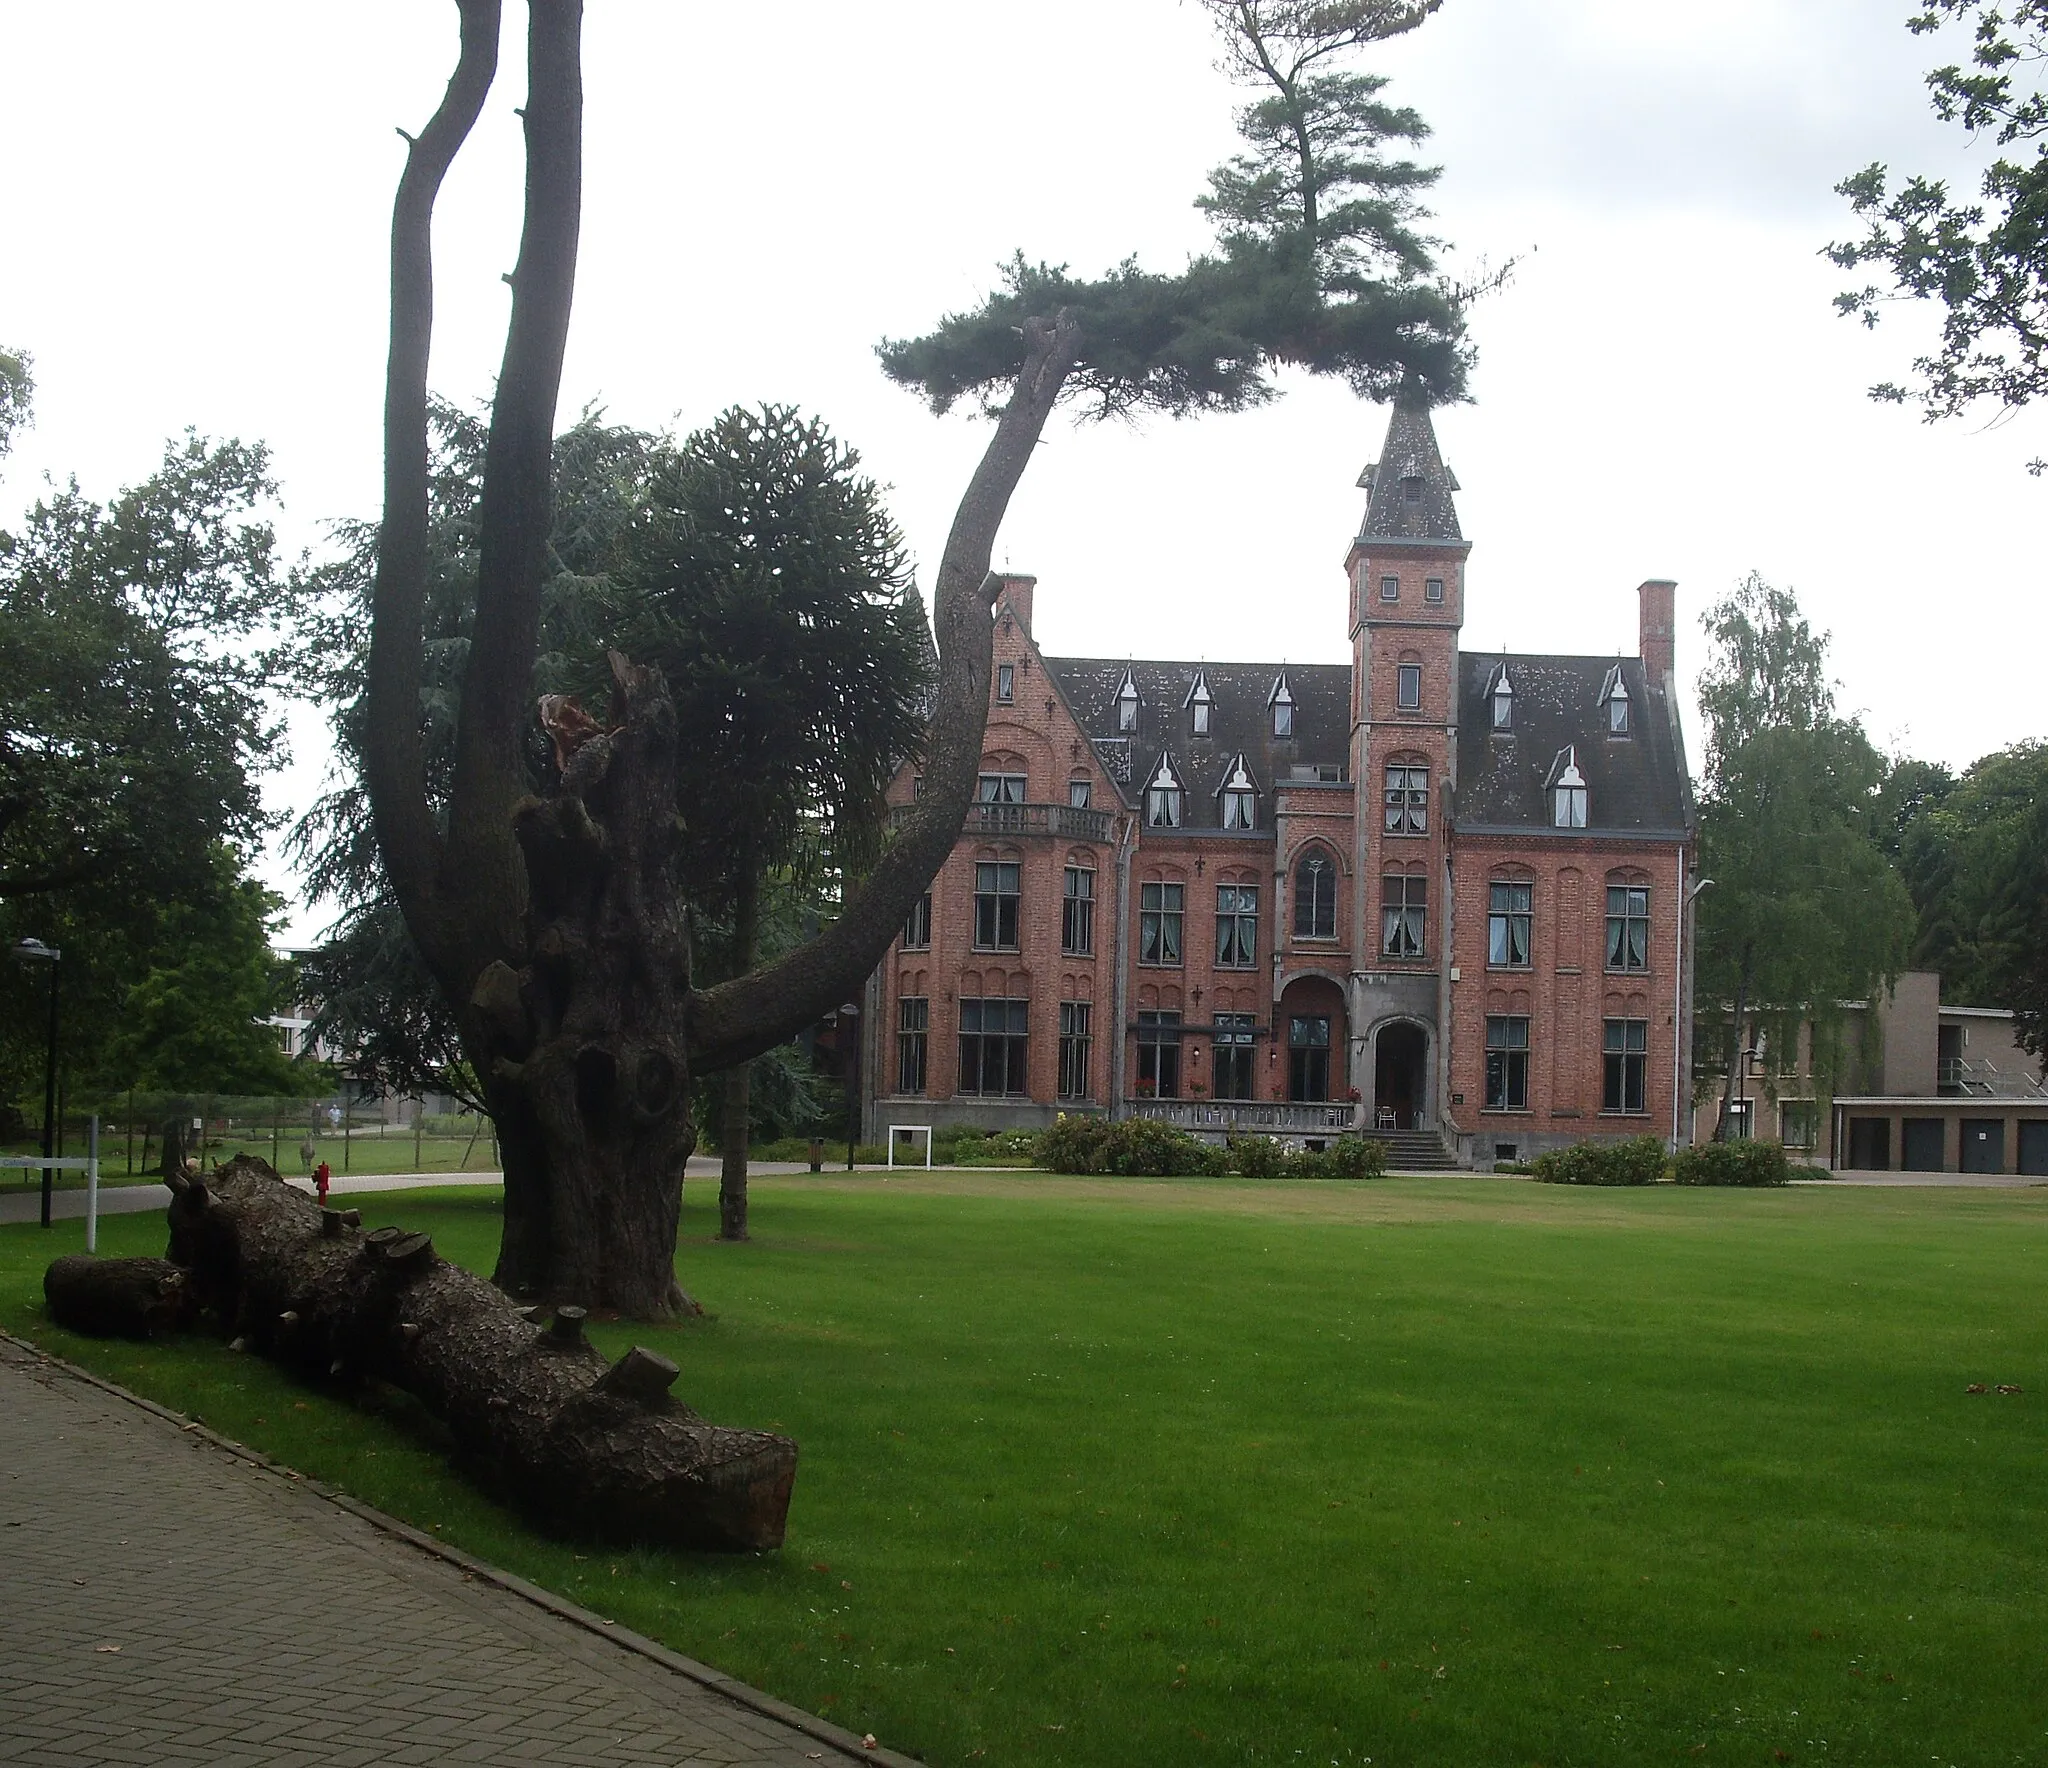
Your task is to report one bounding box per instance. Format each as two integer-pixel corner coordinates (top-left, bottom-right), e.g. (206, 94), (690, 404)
(13, 939), (61, 1228)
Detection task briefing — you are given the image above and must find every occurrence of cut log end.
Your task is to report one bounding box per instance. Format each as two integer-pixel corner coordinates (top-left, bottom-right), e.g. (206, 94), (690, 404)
(595, 1345), (680, 1407)
(550, 1305), (588, 1345)
(43, 1256), (190, 1340)
(382, 1231), (436, 1273)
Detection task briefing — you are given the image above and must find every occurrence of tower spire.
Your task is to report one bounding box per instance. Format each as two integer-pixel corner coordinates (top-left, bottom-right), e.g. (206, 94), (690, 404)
(1357, 378), (1462, 543)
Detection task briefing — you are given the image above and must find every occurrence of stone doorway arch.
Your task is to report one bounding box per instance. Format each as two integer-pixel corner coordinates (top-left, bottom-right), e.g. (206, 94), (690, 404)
(1371, 1020), (1430, 1131)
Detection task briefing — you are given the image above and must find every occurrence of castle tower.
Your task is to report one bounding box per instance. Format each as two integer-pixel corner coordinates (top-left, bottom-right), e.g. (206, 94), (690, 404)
(1344, 384), (1470, 1129)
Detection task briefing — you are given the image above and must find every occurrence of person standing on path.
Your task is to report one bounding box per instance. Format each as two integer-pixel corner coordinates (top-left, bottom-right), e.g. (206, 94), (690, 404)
(314, 1161), (331, 1205)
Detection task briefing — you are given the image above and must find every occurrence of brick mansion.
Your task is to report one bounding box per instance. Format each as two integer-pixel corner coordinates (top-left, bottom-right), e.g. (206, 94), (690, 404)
(862, 393), (1700, 1170)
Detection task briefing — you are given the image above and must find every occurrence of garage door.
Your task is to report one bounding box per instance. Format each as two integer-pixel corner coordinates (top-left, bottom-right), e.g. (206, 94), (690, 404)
(1961, 1119), (2005, 1174)
(2020, 1120), (2048, 1178)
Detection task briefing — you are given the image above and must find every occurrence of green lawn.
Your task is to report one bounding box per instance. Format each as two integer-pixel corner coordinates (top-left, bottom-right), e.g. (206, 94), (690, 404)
(4, 1175), (2043, 1767)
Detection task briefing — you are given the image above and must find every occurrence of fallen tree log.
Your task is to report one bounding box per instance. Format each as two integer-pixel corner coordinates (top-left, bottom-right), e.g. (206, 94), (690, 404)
(162, 1154), (795, 1552)
(44, 1254), (191, 1339)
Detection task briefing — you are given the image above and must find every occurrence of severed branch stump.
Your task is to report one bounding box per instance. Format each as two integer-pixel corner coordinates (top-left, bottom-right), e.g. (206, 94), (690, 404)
(163, 1154), (795, 1552)
(44, 1255), (191, 1339)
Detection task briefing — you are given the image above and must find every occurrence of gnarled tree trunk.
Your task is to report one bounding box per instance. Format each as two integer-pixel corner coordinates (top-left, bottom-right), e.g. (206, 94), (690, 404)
(363, 1), (1082, 1317)
(469, 654), (699, 1319)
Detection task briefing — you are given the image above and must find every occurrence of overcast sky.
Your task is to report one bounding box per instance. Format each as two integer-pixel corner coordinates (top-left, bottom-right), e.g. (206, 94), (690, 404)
(3, 0), (2040, 941)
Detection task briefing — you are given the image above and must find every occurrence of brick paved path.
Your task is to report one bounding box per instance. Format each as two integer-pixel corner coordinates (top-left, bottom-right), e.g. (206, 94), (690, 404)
(0, 1336), (896, 1766)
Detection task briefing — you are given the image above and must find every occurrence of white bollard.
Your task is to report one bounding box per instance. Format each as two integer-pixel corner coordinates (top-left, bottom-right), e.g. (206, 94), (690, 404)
(86, 1115), (99, 1254)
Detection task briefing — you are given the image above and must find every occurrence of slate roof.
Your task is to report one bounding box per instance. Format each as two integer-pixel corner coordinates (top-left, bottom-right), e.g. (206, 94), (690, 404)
(1454, 654), (1692, 836)
(1358, 383), (1464, 545)
(1042, 656), (1350, 829)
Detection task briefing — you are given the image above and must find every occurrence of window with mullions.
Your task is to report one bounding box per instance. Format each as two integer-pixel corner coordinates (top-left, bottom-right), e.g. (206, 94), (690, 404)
(1140, 881), (1184, 965)
(1062, 866), (1095, 955)
(902, 890), (932, 950)
(1137, 1010), (1181, 1097)
(1485, 1015), (1529, 1110)
(1384, 765), (1428, 834)
(1606, 885), (1649, 971)
(896, 997), (928, 1094)
(1293, 851), (1337, 938)
(1289, 1015), (1331, 1102)
(1602, 1018), (1647, 1114)
(977, 772), (1026, 803)
(958, 998), (1028, 1095)
(1216, 885), (1259, 968)
(1488, 880), (1532, 966)
(1381, 873), (1426, 958)
(1058, 1002), (1092, 1100)
(973, 861), (1020, 950)
(1213, 1013), (1257, 1099)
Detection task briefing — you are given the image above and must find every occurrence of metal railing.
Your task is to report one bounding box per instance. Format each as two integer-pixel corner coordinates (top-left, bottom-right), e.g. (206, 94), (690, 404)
(1940, 1056), (2048, 1098)
(891, 801), (1114, 843)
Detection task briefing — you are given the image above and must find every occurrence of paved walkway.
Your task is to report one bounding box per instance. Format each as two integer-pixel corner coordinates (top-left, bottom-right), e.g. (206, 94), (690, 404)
(0, 1335), (906, 1766)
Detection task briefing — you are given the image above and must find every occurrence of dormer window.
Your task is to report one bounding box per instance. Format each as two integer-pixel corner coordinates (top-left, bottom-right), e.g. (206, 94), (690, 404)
(1146, 754), (1184, 828)
(1601, 665), (1631, 736)
(1116, 668), (1140, 734)
(1185, 669), (1213, 737)
(1491, 668), (1514, 731)
(1219, 756), (1258, 830)
(1269, 671), (1295, 739)
(1551, 748), (1588, 828)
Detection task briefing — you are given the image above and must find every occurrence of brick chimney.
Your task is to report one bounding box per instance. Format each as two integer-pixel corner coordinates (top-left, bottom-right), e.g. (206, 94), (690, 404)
(1637, 579), (1676, 686)
(995, 572), (1035, 636)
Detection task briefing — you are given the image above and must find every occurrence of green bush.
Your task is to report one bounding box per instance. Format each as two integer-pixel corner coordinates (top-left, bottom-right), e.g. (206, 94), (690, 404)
(1325, 1134), (1389, 1180)
(1670, 1139), (1795, 1187)
(1532, 1134), (1669, 1186)
(1227, 1134), (1289, 1179)
(1034, 1114), (1112, 1174)
(1037, 1115), (1224, 1177)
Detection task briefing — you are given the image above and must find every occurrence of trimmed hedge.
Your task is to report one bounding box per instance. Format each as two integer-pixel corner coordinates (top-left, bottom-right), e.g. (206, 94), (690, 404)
(1531, 1134), (1669, 1187)
(1670, 1139), (1795, 1187)
(1036, 1119), (1386, 1180)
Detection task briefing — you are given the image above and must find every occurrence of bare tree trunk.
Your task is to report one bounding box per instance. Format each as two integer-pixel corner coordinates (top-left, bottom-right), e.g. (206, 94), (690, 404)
(1715, 941), (1753, 1142)
(156, 1118), (188, 1179)
(362, 2), (1082, 1316)
(718, 864), (761, 1243)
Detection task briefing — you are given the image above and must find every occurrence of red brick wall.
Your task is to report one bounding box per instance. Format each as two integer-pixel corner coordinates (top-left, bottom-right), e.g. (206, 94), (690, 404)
(1446, 835), (1687, 1147)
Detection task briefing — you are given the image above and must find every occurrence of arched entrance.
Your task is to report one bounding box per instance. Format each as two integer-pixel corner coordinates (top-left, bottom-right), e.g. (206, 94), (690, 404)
(1279, 976), (1347, 1103)
(1372, 1021), (1428, 1130)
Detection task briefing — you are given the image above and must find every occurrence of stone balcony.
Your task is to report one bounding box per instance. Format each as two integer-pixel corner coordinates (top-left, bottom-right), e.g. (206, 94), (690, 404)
(890, 801), (1115, 843)
(1126, 1099), (1359, 1135)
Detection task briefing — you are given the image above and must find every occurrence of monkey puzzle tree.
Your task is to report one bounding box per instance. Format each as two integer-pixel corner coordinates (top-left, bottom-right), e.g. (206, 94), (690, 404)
(595, 404), (930, 1244)
(366, 0), (1469, 1318)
